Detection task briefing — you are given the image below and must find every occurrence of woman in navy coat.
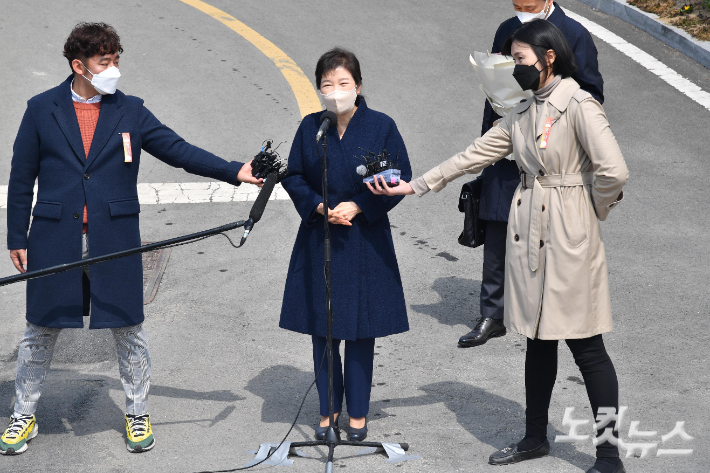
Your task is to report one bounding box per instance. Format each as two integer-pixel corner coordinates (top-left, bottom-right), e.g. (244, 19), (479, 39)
(280, 48), (411, 441)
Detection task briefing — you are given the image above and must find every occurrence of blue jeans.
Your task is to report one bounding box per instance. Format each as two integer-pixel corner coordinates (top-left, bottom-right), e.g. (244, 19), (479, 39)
(312, 335), (375, 418)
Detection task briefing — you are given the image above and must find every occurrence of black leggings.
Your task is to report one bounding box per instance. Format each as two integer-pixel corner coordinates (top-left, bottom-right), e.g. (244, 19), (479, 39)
(526, 335), (619, 458)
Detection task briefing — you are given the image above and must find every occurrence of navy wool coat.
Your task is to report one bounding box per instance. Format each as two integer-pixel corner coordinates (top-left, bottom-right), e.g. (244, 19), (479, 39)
(7, 76), (243, 329)
(279, 98), (411, 341)
(478, 3), (604, 222)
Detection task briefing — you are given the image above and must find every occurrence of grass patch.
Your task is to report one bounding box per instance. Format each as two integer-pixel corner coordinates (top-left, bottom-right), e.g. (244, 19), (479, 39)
(670, 14), (710, 41)
(628, 0), (678, 16)
(628, 0), (710, 42)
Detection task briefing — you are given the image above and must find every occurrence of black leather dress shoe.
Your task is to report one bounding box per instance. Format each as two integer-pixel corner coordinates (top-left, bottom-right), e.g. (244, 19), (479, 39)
(347, 419), (367, 442)
(488, 440), (550, 465)
(586, 461), (625, 473)
(315, 417), (339, 441)
(458, 317), (506, 348)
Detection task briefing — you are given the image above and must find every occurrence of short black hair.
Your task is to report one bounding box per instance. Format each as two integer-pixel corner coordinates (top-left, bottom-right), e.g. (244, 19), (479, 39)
(502, 20), (577, 78)
(63, 22), (123, 71)
(315, 48), (362, 89)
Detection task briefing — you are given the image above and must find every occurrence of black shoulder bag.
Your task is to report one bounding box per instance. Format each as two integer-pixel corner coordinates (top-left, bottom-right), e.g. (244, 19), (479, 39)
(458, 177), (486, 248)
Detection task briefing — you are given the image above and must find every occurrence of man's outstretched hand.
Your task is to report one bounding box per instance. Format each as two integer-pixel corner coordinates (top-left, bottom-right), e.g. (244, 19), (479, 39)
(10, 249), (27, 273)
(237, 160), (264, 187)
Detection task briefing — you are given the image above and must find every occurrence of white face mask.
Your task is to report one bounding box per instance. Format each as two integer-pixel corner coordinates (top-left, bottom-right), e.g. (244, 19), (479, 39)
(516, 2), (552, 23)
(80, 61), (121, 95)
(320, 86), (357, 115)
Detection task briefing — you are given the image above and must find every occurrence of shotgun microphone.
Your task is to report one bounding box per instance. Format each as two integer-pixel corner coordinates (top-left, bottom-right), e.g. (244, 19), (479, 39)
(240, 172), (278, 246)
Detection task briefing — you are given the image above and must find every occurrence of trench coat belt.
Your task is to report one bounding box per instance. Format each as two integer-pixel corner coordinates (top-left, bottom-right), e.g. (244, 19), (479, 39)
(520, 172), (594, 272)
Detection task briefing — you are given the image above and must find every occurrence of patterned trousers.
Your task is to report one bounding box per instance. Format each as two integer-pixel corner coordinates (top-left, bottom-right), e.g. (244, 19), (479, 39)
(13, 233), (152, 417)
(14, 323), (151, 417)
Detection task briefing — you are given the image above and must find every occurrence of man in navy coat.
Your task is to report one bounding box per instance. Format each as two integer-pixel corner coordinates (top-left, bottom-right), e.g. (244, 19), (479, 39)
(2, 22), (260, 455)
(458, 0), (604, 348)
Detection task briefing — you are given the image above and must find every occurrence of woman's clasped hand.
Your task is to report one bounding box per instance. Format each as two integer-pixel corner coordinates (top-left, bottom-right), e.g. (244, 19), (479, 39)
(317, 201), (362, 226)
(366, 174), (415, 196)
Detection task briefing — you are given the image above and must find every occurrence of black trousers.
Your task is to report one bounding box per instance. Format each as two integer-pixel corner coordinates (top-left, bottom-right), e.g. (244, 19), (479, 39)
(480, 220), (507, 321)
(526, 335), (620, 458)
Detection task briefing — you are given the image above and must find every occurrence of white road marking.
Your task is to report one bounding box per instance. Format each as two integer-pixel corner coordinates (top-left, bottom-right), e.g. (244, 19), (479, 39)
(136, 182), (290, 204)
(0, 183), (290, 209)
(564, 8), (710, 111)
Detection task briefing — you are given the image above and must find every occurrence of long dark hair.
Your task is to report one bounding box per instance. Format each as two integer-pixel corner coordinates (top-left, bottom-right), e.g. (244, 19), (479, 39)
(502, 20), (577, 78)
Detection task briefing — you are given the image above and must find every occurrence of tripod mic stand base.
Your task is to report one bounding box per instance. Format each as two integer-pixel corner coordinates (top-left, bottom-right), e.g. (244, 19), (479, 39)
(325, 426), (340, 444)
(282, 438), (418, 472)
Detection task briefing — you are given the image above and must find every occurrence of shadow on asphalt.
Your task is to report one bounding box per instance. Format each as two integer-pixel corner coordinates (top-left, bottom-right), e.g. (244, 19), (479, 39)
(0, 372), (244, 436)
(385, 381), (596, 471)
(411, 277), (482, 327)
(246, 365), (595, 470)
(245, 364), (319, 426)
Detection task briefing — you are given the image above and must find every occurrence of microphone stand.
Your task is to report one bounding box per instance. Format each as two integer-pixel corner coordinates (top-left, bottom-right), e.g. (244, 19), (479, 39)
(0, 221), (246, 288)
(284, 131), (409, 472)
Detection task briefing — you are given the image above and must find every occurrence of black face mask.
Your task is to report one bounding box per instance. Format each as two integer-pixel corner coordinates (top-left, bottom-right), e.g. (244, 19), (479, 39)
(513, 60), (541, 91)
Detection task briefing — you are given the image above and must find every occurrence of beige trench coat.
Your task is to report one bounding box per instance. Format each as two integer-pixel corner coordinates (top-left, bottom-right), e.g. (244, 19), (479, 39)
(422, 78), (628, 340)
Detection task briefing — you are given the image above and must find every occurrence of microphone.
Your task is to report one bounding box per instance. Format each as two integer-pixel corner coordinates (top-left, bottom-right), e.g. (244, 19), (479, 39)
(355, 148), (401, 187)
(316, 111), (338, 143)
(251, 139), (288, 180)
(240, 172), (278, 246)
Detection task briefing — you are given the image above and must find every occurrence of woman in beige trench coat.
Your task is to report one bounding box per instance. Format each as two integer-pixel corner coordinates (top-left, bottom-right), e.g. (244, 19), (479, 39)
(370, 21), (628, 473)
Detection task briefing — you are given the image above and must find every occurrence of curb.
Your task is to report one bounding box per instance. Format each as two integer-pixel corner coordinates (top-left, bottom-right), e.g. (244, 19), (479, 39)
(577, 0), (710, 69)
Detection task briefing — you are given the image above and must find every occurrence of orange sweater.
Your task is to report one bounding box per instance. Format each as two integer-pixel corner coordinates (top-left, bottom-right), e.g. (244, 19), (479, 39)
(73, 101), (101, 233)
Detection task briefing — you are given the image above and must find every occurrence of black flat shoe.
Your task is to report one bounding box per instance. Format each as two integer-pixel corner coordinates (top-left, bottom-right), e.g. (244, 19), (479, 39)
(458, 317), (506, 348)
(347, 419), (367, 442)
(315, 417), (339, 441)
(586, 460), (625, 473)
(488, 439), (550, 465)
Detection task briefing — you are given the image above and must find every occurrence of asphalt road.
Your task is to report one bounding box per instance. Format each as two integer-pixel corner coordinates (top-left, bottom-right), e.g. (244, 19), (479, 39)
(0, 1), (708, 472)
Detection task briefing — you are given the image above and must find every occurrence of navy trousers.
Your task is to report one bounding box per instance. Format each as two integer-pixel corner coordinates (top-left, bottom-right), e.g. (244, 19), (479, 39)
(480, 220), (508, 321)
(312, 335), (375, 418)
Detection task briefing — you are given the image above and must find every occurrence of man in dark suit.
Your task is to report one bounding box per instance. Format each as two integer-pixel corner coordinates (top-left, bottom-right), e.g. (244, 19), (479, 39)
(1, 22), (260, 455)
(458, 0), (604, 348)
